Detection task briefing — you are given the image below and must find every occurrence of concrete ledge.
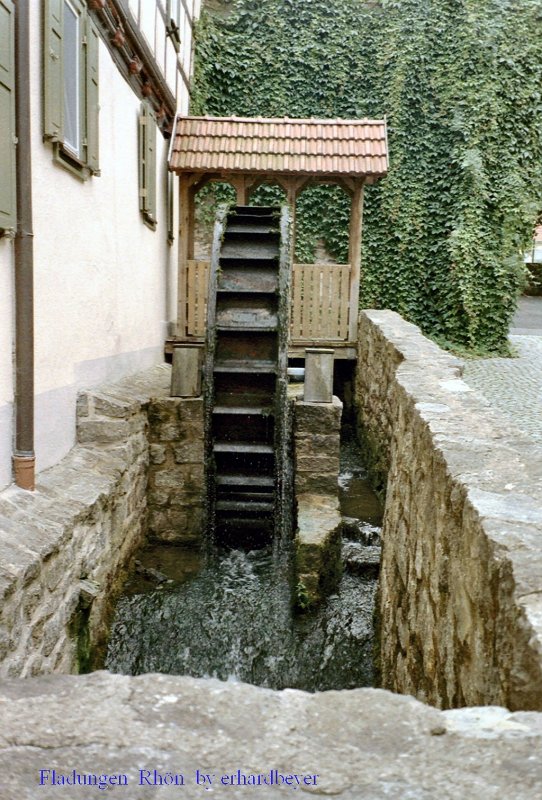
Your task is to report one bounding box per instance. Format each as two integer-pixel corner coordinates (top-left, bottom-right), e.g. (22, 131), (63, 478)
(1, 672), (542, 799)
(357, 310), (542, 709)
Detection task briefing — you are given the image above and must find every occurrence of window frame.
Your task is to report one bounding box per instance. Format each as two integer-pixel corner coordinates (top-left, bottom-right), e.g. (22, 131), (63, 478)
(43, 0), (100, 180)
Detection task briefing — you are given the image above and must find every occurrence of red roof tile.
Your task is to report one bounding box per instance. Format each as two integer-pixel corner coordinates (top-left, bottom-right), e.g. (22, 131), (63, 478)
(169, 115), (388, 178)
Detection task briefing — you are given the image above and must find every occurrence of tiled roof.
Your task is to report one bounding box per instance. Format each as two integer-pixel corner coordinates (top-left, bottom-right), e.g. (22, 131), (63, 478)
(169, 115), (388, 177)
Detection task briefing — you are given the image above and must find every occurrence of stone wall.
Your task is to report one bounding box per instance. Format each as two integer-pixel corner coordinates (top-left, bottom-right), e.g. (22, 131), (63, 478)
(147, 398), (205, 544)
(294, 395), (343, 607)
(0, 365), (205, 678)
(356, 310), (542, 710)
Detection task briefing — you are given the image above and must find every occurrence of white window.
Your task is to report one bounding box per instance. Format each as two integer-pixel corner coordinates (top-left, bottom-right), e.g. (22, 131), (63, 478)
(63, 0), (81, 157)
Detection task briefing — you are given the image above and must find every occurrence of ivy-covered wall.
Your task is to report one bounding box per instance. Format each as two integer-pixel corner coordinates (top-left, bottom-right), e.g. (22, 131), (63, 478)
(192, 0), (542, 353)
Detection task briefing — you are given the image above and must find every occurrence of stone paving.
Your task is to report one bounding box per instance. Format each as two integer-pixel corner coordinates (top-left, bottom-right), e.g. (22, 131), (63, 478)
(462, 298), (542, 443)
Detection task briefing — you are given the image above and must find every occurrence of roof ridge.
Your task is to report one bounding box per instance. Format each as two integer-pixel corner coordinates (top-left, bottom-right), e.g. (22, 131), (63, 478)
(177, 114), (386, 125)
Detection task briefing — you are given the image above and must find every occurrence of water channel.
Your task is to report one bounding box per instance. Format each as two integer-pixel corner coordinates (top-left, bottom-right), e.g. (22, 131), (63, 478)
(104, 422), (382, 691)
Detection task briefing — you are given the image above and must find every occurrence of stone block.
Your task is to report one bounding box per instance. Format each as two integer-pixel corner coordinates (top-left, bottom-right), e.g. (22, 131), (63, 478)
(153, 422), (182, 442)
(177, 397), (204, 423)
(147, 398), (181, 425)
(76, 393), (91, 417)
(148, 490), (170, 508)
(294, 433), (341, 454)
(295, 396), (342, 433)
(295, 494), (342, 609)
(295, 454), (340, 474)
(77, 419), (131, 444)
(154, 469), (186, 490)
(149, 444), (167, 465)
(93, 394), (134, 420)
(295, 471), (338, 495)
(173, 440), (205, 464)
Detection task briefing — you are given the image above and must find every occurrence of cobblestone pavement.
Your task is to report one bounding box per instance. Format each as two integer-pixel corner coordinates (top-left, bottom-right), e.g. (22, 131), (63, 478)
(462, 298), (542, 442)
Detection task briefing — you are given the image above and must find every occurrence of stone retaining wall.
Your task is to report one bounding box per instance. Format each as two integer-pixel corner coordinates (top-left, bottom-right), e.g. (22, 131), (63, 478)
(147, 398), (205, 545)
(0, 365), (205, 678)
(356, 310), (542, 710)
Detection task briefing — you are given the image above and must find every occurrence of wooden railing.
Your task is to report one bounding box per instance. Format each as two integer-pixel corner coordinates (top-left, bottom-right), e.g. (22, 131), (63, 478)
(290, 263), (350, 343)
(183, 260), (352, 344)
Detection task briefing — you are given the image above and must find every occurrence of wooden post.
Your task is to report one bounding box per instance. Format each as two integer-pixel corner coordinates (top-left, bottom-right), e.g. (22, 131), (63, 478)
(282, 176), (308, 260)
(171, 344), (202, 396)
(230, 175), (249, 205)
(348, 181), (364, 343)
(176, 173), (194, 339)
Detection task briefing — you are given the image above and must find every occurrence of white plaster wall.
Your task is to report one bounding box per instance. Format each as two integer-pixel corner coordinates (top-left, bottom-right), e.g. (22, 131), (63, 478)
(0, 3), (200, 490)
(27, 14), (174, 476)
(0, 238), (14, 489)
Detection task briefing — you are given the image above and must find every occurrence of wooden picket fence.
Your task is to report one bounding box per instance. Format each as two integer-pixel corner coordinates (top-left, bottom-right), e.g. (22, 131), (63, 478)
(183, 259), (351, 344)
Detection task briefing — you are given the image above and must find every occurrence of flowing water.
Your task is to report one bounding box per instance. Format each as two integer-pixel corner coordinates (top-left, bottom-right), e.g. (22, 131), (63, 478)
(104, 425), (382, 691)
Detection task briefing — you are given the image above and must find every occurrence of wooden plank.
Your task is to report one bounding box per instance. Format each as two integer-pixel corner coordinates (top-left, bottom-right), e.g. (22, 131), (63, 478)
(301, 266), (313, 339)
(319, 265), (329, 338)
(171, 345), (202, 397)
(329, 265), (341, 339)
(197, 260), (208, 336)
(339, 265), (350, 340)
(291, 265), (303, 339)
(290, 263), (352, 342)
(186, 262), (195, 335)
(185, 260), (210, 336)
(310, 266), (322, 336)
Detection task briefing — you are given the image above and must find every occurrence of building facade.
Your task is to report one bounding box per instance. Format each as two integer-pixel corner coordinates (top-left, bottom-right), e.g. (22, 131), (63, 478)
(0, 0), (200, 490)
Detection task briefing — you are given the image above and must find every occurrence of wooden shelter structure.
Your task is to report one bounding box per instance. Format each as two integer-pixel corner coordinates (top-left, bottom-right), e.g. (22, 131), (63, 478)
(168, 115), (388, 359)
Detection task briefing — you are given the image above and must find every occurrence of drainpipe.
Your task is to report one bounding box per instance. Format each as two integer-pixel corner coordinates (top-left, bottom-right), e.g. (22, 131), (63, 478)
(12, 0), (35, 491)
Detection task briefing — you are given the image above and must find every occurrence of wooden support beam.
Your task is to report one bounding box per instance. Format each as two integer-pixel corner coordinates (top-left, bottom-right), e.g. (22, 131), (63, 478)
(176, 173), (195, 339)
(279, 176), (310, 258)
(348, 181), (364, 343)
(229, 175), (251, 205)
(336, 177), (356, 196)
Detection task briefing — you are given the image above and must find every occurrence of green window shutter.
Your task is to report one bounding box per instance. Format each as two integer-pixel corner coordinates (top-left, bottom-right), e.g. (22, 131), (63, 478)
(138, 102), (157, 229)
(43, 0), (64, 142)
(85, 15), (99, 174)
(138, 105), (147, 214)
(167, 172), (174, 245)
(0, 0), (16, 231)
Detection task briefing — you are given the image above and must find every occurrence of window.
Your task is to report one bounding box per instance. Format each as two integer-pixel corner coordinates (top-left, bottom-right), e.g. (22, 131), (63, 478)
(0, 0), (16, 232)
(138, 102), (157, 229)
(43, 0), (99, 178)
